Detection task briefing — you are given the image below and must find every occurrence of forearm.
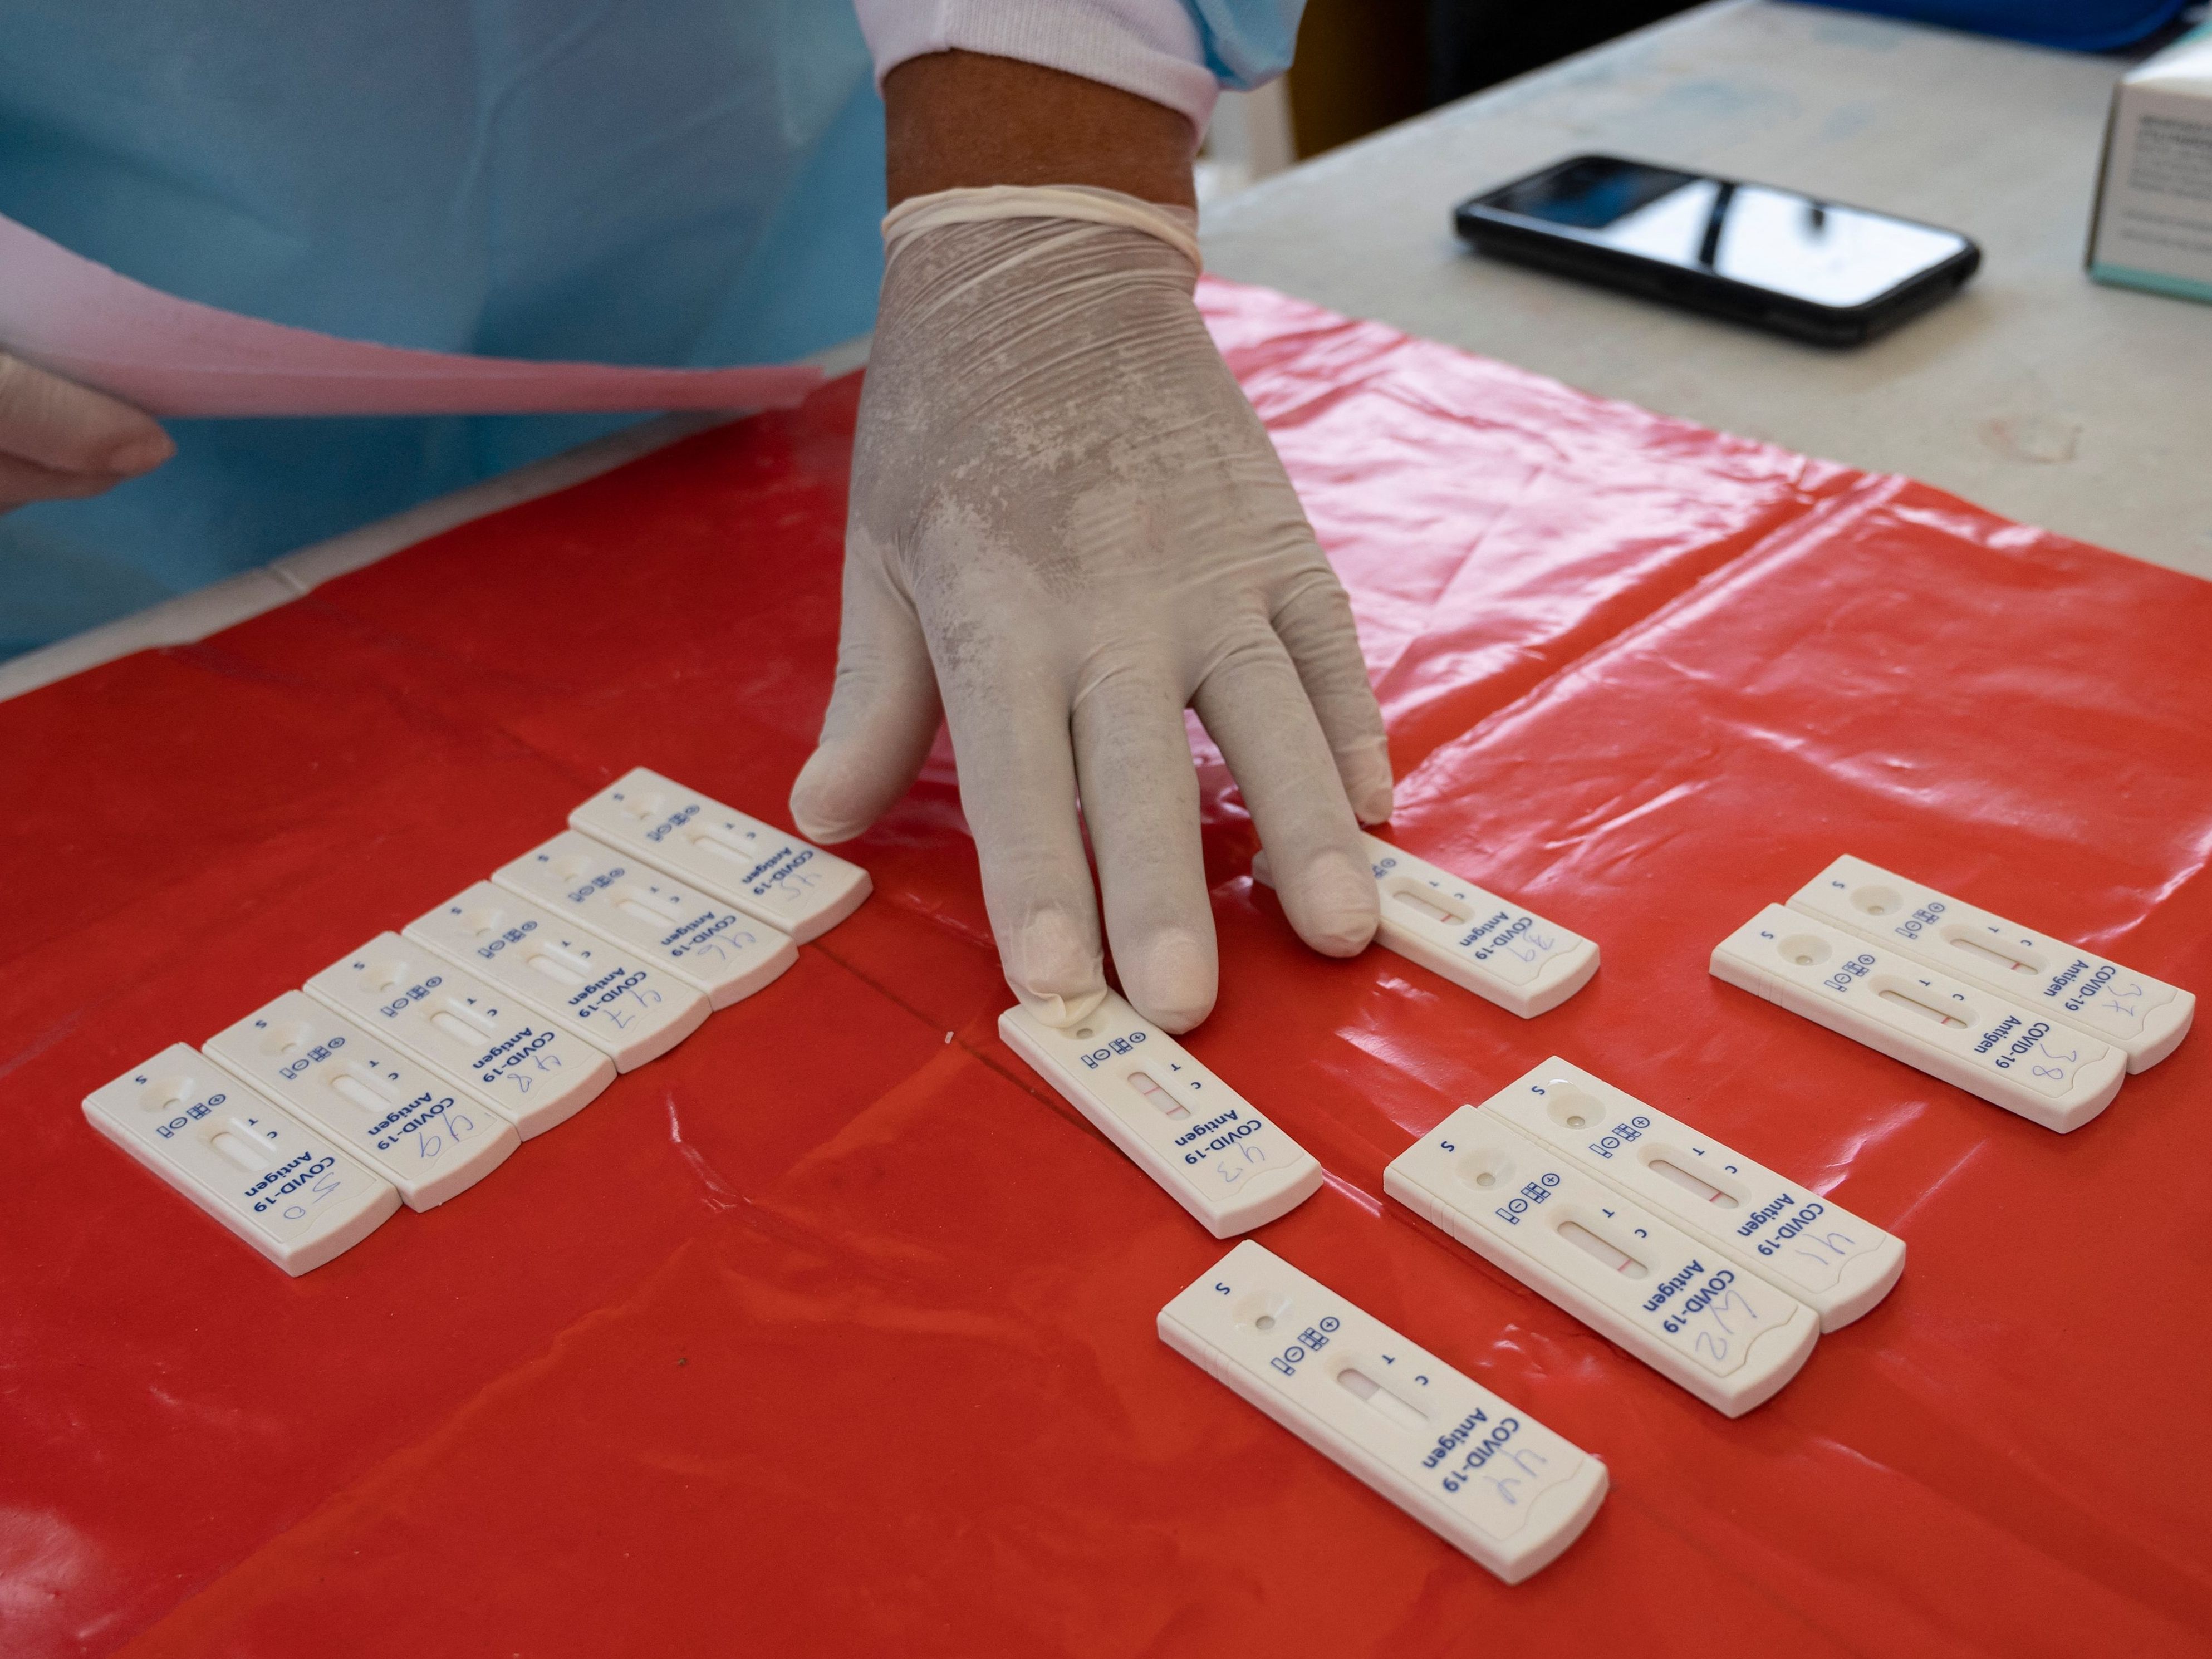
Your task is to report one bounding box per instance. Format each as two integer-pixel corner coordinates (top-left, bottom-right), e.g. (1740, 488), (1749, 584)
(883, 49), (1198, 208)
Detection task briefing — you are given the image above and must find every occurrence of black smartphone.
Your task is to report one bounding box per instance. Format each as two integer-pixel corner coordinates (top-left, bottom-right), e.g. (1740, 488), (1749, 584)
(1454, 154), (1979, 346)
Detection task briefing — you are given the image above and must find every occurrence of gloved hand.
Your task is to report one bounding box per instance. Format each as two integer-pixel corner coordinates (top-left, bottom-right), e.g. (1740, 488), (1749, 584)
(790, 187), (1392, 1033)
(0, 350), (173, 511)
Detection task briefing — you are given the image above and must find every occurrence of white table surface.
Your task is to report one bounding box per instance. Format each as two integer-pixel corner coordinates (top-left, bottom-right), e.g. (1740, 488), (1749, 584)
(1202, 0), (2212, 580)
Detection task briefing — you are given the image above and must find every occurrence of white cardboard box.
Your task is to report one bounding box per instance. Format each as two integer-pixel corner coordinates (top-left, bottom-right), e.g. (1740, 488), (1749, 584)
(2089, 27), (2212, 303)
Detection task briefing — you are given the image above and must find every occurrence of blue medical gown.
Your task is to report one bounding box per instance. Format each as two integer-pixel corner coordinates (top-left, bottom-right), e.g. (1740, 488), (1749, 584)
(0, 0), (1307, 659)
(0, 1), (891, 657)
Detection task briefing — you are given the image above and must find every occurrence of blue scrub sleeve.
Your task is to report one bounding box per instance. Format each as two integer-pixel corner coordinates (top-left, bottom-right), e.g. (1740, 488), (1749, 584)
(1183, 0), (1305, 89)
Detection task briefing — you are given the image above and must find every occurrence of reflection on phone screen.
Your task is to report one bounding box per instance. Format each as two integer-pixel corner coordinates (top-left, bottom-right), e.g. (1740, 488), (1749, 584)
(1490, 157), (1968, 307)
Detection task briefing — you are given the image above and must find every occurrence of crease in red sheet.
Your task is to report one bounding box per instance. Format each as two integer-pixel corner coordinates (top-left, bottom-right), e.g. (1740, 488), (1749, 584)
(2, 277), (2206, 1658)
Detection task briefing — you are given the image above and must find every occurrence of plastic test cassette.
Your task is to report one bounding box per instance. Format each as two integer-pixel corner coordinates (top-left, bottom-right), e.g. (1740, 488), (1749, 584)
(1386, 1107), (1818, 1416)
(1481, 1058), (1904, 1332)
(307, 932), (615, 1139)
(1255, 833), (1597, 1018)
(207, 992), (518, 1209)
(492, 830), (797, 1009)
(571, 767), (870, 944)
(405, 882), (710, 1071)
(1786, 854), (2193, 1073)
(1161, 1241), (1607, 1583)
(999, 992), (1323, 1238)
(1712, 905), (2126, 1133)
(84, 1044), (399, 1274)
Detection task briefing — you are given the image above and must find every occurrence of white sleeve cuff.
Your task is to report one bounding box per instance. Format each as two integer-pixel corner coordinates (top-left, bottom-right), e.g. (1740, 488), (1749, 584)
(854, 1), (1220, 130)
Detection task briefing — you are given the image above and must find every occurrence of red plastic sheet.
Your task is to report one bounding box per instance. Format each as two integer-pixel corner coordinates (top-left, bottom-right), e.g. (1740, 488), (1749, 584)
(4, 278), (2208, 1657)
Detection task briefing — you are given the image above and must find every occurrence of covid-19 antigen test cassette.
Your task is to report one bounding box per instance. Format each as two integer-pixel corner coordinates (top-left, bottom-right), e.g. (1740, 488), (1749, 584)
(1386, 1108), (1818, 1416)
(84, 1044), (400, 1274)
(1160, 1241), (1607, 1582)
(1480, 1059), (1904, 1332)
(206, 993), (518, 1210)
(1786, 855), (2192, 1073)
(570, 767), (870, 943)
(307, 933), (615, 1138)
(1711, 905), (2126, 1132)
(1255, 834), (1596, 1017)
(405, 882), (710, 1071)
(999, 993), (1323, 1238)
(492, 831), (797, 1009)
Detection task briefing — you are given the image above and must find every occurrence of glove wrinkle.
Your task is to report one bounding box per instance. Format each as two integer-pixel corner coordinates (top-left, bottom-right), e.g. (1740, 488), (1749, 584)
(793, 192), (1392, 1028)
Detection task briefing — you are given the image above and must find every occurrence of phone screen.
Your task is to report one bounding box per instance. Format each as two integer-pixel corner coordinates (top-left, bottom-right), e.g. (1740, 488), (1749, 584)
(1483, 157), (1969, 308)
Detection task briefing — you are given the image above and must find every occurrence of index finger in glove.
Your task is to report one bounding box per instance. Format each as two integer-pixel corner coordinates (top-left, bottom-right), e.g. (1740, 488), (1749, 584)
(790, 539), (943, 846)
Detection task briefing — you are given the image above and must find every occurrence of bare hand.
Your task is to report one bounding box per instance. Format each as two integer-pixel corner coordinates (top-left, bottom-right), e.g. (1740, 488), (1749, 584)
(0, 352), (173, 511)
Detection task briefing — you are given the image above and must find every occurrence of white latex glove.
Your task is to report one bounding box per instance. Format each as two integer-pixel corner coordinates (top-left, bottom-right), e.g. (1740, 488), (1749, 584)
(791, 186), (1392, 1033)
(0, 350), (173, 510)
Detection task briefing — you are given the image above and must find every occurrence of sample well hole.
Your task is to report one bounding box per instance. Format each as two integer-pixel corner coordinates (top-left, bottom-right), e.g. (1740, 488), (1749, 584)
(145, 1077), (193, 1115)
(1850, 884), (1904, 918)
(619, 791), (668, 822)
(1237, 1292), (1294, 1336)
(1129, 1071), (1189, 1120)
(1457, 1147), (1514, 1194)
(1776, 934), (1832, 969)
(1074, 1027), (1095, 1040)
(1338, 1366), (1430, 1431)
(1543, 1084), (1602, 1133)
(1560, 1220), (1647, 1278)
(1650, 1157), (1738, 1208)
